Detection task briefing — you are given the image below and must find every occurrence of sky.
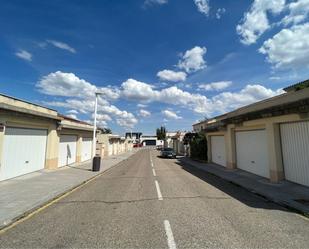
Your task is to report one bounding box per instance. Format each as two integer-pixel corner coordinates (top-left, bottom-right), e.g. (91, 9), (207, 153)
(0, 0), (308, 135)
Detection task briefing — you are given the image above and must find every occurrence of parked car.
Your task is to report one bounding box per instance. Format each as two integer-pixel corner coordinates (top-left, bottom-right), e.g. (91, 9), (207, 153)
(160, 148), (176, 158)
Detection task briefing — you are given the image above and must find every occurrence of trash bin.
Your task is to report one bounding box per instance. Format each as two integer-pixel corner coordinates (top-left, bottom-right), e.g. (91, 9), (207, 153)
(92, 156), (101, 172)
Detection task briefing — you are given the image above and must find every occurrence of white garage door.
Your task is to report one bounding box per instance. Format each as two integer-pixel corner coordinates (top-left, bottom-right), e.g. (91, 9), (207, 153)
(236, 130), (269, 178)
(211, 136), (226, 167)
(82, 137), (92, 162)
(58, 135), (77, 167)
(280, 121), (309, 187)
(0, 127), (47, 181)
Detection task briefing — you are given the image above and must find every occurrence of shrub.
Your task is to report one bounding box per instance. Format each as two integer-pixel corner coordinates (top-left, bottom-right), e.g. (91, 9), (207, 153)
(189, 132), (207, 160)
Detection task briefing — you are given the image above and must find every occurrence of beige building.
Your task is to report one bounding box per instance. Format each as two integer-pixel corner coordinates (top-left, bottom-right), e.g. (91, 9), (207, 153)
(97, 133), (133, 157)
(172, 131), (186, 155)
(0, 94), (94, 181)
(193, 80), (309, 187)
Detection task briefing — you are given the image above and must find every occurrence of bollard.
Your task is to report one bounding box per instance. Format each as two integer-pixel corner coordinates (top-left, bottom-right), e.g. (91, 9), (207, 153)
(92, 156), (101, 172)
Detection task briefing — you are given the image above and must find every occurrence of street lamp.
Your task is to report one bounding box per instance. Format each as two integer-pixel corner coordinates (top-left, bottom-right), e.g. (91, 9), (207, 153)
(92, 92), (102, 157)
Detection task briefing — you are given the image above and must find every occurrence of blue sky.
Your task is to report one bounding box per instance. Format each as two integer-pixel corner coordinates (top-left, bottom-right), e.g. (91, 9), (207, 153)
(0, 0), (308, 134)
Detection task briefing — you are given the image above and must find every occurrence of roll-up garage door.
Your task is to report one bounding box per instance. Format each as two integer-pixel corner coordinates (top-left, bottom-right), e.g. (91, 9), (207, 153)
(58, 135), (77, 167)
(236, 129), (269, 178)
(280, 121), (309, 187)
(82, 137), (92, 162)
(1, 127), (47, 181)
(211, 136), (226, 167)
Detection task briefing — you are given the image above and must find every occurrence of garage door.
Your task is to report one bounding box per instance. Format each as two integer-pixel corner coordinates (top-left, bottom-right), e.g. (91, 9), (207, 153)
(58, 135), (77, 167)
(1, 127), (47, 181)
(82, 138), (92, 162)
(280, 121), (309, 187)
(236, 130), (269, 178)
(211, 136), (226, 167)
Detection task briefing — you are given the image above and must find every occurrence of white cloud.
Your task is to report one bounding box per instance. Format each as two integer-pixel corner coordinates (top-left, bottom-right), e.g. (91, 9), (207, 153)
(198, 81), (232, 91)
(121, 78), (212, 114)
(216, 8), (226, 19)
(15, 50), (32, 61)
(281, 0), (309, 26)
(137, 103), (148, 108)
(66, 114), (78, 119)
(157, 69), (187, 82)
(37, 71), (96, 98)
(211, 84), (284, 113)
(144, 0), (168, 7)
(67, 109), (78, 114)
(259, 23), (309, 69)
(194, 0), (210, 16)
(236, 0), (286, 45)
(47, 40), (76, 53)
(162, 110), (182, 120)
(139, 109), (151, 117)
(177, 46), (207, 73)
(38, 71), (137, 129)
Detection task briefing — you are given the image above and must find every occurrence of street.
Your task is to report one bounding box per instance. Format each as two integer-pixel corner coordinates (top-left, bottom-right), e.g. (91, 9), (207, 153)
(1, 148), (309, 249)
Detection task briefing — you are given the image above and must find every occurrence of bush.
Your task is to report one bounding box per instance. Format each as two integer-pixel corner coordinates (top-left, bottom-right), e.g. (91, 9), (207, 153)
(189, 133), (207, 161)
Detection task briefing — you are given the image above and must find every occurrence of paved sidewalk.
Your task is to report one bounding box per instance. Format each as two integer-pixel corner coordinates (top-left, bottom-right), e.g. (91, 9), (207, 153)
(0, 149), (138, 229)
(179, 157), (309, 216)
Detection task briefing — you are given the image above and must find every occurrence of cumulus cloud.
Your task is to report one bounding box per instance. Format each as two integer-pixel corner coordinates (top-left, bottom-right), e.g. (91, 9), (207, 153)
(194, 0), (210, 16)
(157, 69), (187, 82)
(216, 8), (226, 19)
(198, 81), (232, 91)
(37, 71), (97, 98)
(66, 114), (78, 119)
(211, 84), (284, 113)
(177, 46), (207, 73)
(259, 23), (309, 69)
(236, 0), (286, 45)
(15, 50), (32, 61)
(38, 71), (137, 129)
(46, 40), (76, 53)
(139, 109), (151, 117)
(162, 110), (182, 119)
(281, 0), (309, 26)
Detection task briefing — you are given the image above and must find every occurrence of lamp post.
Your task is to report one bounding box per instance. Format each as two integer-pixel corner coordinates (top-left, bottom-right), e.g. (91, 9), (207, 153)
(92, 92), (101, 157)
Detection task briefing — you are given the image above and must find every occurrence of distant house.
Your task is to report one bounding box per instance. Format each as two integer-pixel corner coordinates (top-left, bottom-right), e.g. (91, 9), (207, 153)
(192, 79), (309, 187)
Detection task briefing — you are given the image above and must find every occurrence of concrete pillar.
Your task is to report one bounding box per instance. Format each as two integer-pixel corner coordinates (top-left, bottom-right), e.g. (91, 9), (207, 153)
(266, 122), (284, 183)
(45, 125), (60, 169)
(226, 124), (236, 169)
(76, 135), (82, 163)
(0, 123), (5, 165)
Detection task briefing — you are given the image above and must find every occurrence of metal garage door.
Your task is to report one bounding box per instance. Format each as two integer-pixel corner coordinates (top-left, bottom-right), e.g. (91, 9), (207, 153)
(0, 127), (47, 181)
(280, 121), (309, 187)
(82, 138), (92, 162)
(236, 130), (269, 178)
(58, 135), (77, 167)
(211, 136), (226, 167)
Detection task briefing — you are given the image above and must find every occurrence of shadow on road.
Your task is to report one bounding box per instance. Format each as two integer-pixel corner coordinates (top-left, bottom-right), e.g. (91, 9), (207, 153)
(174, 158), (290, 213)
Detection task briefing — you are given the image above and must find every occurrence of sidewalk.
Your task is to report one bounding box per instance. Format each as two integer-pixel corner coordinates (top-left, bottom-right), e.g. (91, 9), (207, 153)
(179, 157), (309, 216)
(0, 149), (138, 229)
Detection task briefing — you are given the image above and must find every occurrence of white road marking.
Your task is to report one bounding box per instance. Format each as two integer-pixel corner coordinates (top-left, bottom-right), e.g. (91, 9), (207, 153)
(155, 180), (163, 200)
(164, 220), (177, 249)
(151, 162), (154, 168)
(152, 168), (157, 176)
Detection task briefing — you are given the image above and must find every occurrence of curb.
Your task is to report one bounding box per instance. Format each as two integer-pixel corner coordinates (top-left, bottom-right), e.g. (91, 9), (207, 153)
(181, 158), (309, 218)
(0, 150), (138, 233)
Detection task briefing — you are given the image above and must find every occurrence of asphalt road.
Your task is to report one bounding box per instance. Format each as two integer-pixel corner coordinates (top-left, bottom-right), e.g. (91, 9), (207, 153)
(1, 148), (309, 248)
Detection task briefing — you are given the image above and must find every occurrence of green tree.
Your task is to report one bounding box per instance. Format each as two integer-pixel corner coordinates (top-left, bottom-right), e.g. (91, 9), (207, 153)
(189, 132), (208, 160)
(156, 126), (166, 140)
